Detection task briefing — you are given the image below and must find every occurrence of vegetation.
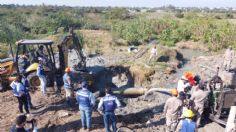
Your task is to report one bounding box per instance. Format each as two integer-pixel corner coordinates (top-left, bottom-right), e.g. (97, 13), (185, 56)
(0, 5), (236, 58)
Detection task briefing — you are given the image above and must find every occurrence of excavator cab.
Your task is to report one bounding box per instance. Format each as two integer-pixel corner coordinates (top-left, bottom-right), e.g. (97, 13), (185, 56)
(16, 40), (56, 87)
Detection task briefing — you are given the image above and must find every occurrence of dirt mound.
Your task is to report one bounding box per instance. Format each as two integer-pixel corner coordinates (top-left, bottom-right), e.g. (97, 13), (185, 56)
(157, 46), (184, 68)
(129, 65), (155, 86)
(176, 41), (208, 51)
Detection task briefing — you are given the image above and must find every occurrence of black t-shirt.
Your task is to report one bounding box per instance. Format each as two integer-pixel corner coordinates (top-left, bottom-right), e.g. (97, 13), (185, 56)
(10, 125), (28, 132)
(16, 128), (27, 132)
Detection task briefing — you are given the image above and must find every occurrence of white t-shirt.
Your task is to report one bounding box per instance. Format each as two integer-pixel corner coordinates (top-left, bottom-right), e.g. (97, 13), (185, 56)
(10, 81), (25, 97)
(177, 79), (190, 93)
(151, 48), (157, 55)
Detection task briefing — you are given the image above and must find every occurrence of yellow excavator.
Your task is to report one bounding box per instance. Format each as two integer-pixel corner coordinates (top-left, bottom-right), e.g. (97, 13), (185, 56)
(0, 28), (91, 91)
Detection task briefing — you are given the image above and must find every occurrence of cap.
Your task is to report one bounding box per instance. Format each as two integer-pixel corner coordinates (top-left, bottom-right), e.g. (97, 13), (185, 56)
(171, 88), (178, 96)
(80, 81), (88, 88)
(65, 67), (71, 73)
(184, 109), (195, 118)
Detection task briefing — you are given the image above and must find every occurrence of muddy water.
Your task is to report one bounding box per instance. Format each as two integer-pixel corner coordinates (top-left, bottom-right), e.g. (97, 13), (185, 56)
(165, 49), (210, 88)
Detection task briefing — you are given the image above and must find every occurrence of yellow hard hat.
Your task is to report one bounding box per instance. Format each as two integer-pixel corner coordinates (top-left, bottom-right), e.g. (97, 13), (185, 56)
(65, 67), (71, 73)
(184, 109), (195, 118)
(171, 88), (178, 96)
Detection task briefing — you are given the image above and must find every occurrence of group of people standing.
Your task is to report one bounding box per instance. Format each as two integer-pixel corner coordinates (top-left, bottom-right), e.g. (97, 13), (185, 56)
(164, 72), (211, 132)
(63, 67), (121, 132)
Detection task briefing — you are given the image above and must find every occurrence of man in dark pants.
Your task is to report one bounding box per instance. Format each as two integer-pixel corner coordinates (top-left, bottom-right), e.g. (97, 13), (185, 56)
(98, 87), (121, 132)
(21, 74), (34, 110)
(10, 75), (29, 114)
(76, 81), (95, 131)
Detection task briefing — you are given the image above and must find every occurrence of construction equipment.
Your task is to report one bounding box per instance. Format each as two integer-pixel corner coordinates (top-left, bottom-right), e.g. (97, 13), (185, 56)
(0, 29), (92, 91)
(0, 58), (17, 91)
(207, 68), (236, 126)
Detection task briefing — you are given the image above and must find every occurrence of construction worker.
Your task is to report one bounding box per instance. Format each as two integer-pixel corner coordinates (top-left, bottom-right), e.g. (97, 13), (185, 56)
(18, 53), (30, 75)
(76, 81), (95, 131)
(10, 114), (37, 132)
(36, 58), (47, 95)
(176, 109), (197, 132)
(190, 81), (210, 127)
(177, 76), (191, 93)
(63, 67), (73, 105)
(223, 46), (234, 71)
(149, 46), (157, 63)
(98, 87), (121, 132)
(21, 74), (34, 110)
(10, 75), (29, 114)
(36, 45), (47, 59)
(164, 88), (183, 132)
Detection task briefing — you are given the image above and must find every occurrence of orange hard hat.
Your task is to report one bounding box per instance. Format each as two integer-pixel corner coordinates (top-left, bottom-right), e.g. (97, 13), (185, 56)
(65, 67), (71, 73)
(184, 72), (193, 79)
(171, 88), (178, 96)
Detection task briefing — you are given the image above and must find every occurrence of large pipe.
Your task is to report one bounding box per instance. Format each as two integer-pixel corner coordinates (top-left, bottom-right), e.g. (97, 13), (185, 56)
(112, 87), (172, 96)
(112, 88), (147, 95)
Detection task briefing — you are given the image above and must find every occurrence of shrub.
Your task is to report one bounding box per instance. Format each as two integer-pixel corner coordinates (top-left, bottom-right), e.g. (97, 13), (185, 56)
(105, 8), (130, 20)
(175, 12), (184, 18)
(225, 13), (234, 19)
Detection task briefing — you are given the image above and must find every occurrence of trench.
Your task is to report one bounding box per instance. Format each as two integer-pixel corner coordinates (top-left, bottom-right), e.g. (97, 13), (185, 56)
(49, 48), (210, 130)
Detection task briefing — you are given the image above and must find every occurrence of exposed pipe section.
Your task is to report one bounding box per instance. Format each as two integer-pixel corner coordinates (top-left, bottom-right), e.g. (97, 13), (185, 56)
(112, 87), (172, 96)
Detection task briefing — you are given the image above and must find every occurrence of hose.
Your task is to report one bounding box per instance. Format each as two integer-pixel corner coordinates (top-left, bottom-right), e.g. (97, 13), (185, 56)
(144, 88), (172, 100)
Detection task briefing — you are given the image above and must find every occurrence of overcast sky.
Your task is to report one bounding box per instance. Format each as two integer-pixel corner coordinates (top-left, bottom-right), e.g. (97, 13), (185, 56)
(0, 0), (235, 8)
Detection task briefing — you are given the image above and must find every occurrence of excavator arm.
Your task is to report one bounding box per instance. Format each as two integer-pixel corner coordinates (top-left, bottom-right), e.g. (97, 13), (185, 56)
(58, 28), (86, 72)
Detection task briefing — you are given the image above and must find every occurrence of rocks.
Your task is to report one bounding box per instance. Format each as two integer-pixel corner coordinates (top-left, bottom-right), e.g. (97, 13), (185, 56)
(164, 66), (177, 75)
(58, 110), (71, 118)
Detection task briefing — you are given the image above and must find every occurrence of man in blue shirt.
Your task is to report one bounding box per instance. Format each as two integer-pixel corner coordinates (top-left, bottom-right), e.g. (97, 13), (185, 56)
(36, 59), (47, 95)
(76, 81), (95, 131)
(176, 109), (197, 132)
(98, 87), (121, 132)
(10, 75), (29, 114)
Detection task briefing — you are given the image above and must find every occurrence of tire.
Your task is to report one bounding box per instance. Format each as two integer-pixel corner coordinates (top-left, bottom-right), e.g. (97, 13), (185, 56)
(27, 72), (41, 88)
(0, 81), (8, 92)
(0, 82), (3, 92)
(27, 72), (54, 88)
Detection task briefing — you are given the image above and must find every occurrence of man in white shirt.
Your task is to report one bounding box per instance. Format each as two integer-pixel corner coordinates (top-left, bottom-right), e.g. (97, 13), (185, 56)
(223, 46), (234, 71)
(177, 76), (191, 93)
(149, 46), (157, 63)
(10, 75), (29, 114)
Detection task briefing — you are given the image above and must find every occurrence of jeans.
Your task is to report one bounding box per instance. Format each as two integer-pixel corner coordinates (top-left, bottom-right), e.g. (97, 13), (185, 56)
(16, 95), (29, 113)
(79, 106), (92, 129)
(39, 76), (47, 94)
(26, 93), (33, 108)
(103, 112), (117, 132)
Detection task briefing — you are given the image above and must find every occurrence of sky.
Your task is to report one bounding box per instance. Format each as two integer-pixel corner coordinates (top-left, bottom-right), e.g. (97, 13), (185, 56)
(0, 0), (235, 8)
